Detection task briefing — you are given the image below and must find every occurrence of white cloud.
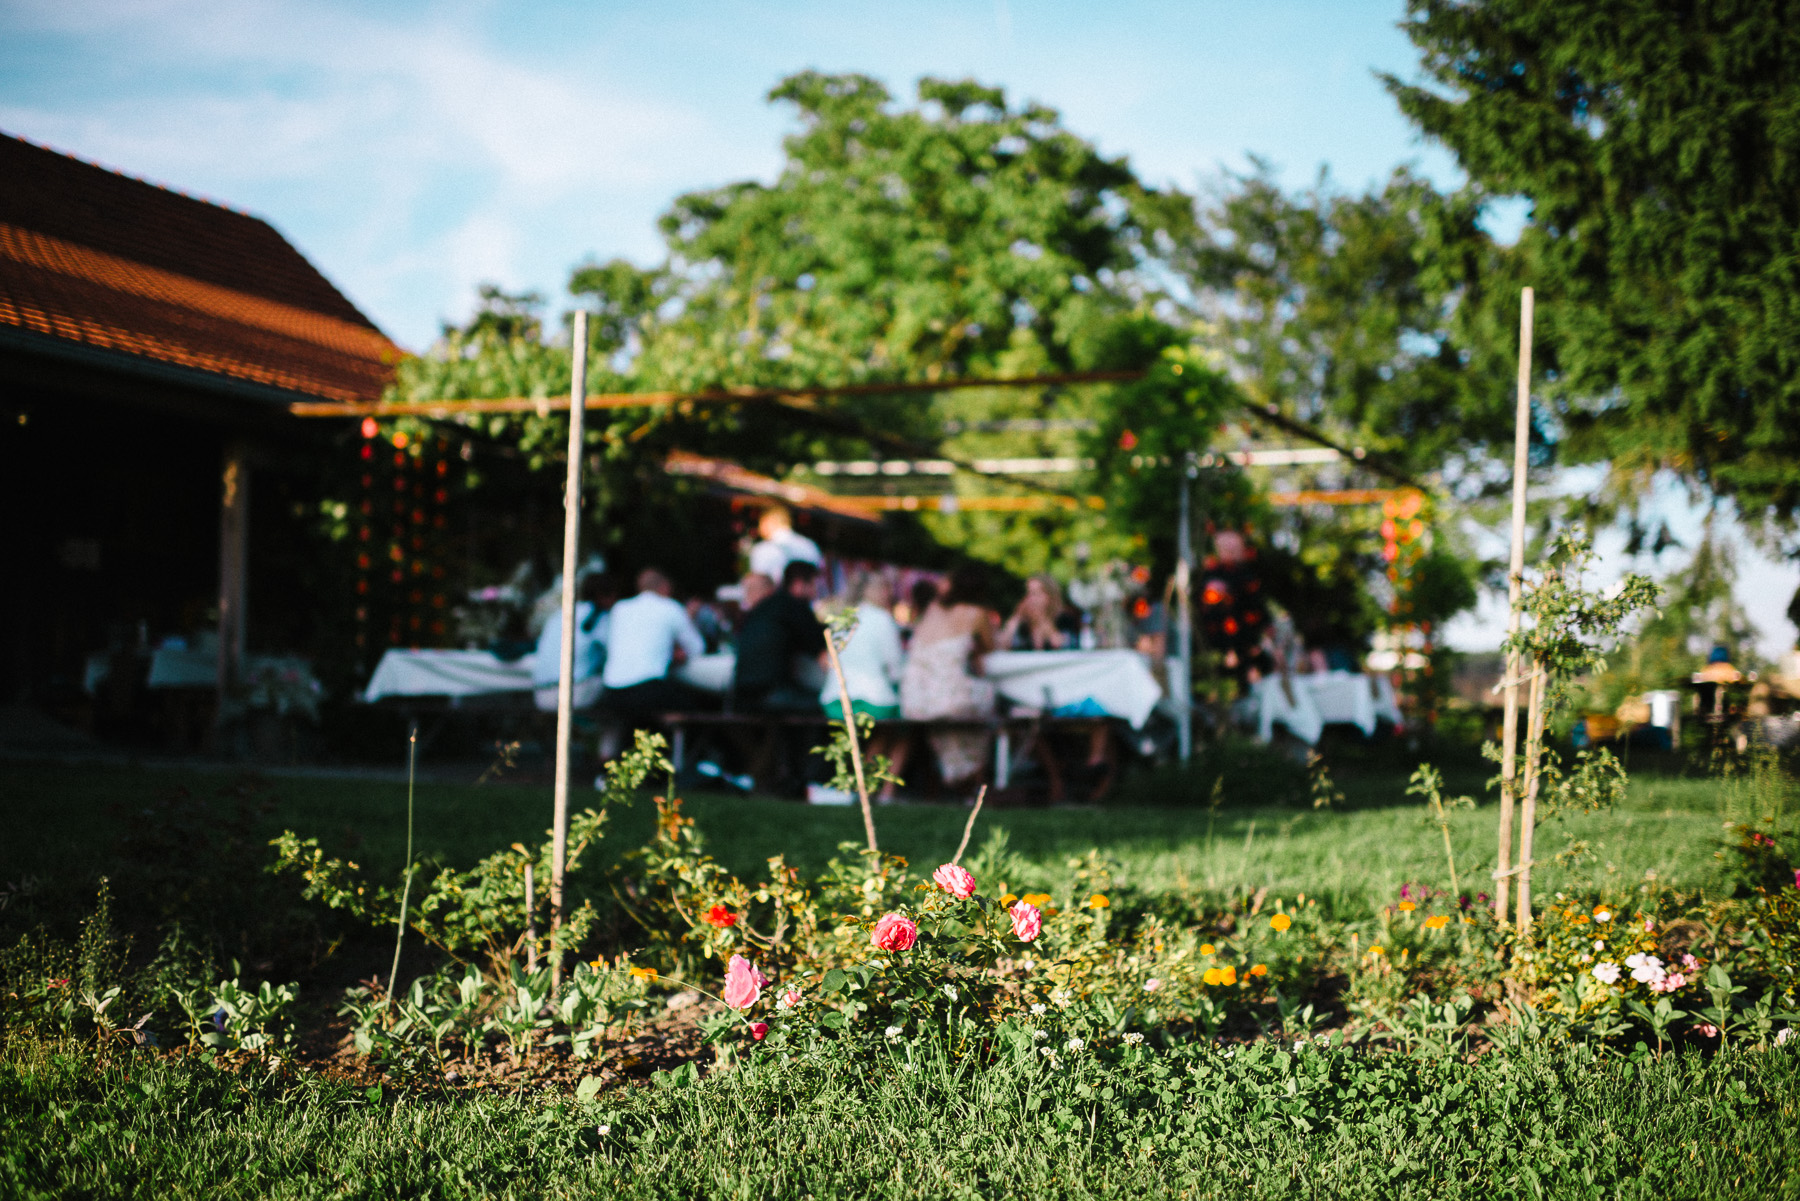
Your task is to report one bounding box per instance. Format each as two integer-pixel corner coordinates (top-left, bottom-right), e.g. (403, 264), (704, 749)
(1, 0), (749, 345)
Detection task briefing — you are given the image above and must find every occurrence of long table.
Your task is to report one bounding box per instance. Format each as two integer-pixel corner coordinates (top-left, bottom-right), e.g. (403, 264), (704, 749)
(1250, 670), (1403, 744)
(362, 646), (1161, 727)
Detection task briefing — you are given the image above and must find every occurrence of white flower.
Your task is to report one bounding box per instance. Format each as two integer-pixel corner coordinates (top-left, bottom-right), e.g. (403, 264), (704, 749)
(1625, 953), (1665, 985)
(1593, 940), (1605, 952)
(1592, 961), (1622, 985)
(1020, 959), (1035, 973)
(1030, 1003), (1048, 1016)
(597, 1125), (611, 1136)
(1143, 978), (1162, 993)
(1051, 988), (1073, 1008)
(1065, 1037), (1085, 1052)
(1316, 1034), (1330, 1047)
(1033, 1029), (1049, 1041)
(1777, 1027), (1794, 1046)
(943, 984), (959, 1002)
(884, 1025), (904, 1040)
(1594, 910), (1612, 923)
(1123, 1032), (1145, 1046)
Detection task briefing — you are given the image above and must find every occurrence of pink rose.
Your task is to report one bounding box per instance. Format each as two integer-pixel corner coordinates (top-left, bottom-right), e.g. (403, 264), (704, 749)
(1009, 901), (1043, 943)
(778, 986), (802, 1010)
(932, 863), (977, 899)
(750, 1021), (769, 1041)
(1793, 868), (1799, 889)
(871, 913), (919, 951)
(723, 954), (768, 1010)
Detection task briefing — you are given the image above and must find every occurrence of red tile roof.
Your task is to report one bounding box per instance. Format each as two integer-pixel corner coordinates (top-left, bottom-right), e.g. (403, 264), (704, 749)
(0, 132), (399, 403)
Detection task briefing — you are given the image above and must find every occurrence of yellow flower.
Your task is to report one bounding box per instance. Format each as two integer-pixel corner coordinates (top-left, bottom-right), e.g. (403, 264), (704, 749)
(1369, 945), (1385, 956)
(1220, 965), (1238, 986)
(1270, 913), (1292, 932)
(999, 893), (1019, 906)
(1203, 967), (1223, 986)
(1200, 943), (1217, 956)
(1087, 893), (1110, 909)
(629, 966), (658, 981)
(1398, 900), (1416, 913)
(1424, 915), (1449, 930)
(1022, 893), (1053, 908)
(1249, 963), (1268, 977)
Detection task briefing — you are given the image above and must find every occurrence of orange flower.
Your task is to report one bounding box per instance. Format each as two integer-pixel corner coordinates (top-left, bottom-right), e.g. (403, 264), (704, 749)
(1368, 945), (1385, 956)
(1398, 900), (1416, 913)
(1249, 963), (1268, 977)
(1021, 893), (1053, 908)
(1203, 968), (1224, 986)
(1424, 914), (1449, 930)
(629, 966), (658, 981)
(1270, 913), (1292, 932)
(1221, 965), (1238, 986)
(1200, 943), (1217, 956)
(999, 893), (1019, 906)
(1087, 893), (1110, 909)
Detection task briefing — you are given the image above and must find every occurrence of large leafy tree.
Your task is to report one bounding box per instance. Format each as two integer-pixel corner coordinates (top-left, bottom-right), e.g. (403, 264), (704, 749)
(1385, 0), (1800, 527)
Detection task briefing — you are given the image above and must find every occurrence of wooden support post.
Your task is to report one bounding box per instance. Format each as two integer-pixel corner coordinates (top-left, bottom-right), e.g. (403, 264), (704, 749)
(549, 311), (589, 990)
(216, 440), (250, 727)
(1496, 287), (1533, 922)
(1176, 453), (1195, 763)
(1515, 662), (1547, 932)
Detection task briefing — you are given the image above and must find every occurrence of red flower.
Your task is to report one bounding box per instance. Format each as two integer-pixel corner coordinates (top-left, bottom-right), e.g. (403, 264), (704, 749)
(704, 905), (738, 928)
(750, 1021), (769, 1041)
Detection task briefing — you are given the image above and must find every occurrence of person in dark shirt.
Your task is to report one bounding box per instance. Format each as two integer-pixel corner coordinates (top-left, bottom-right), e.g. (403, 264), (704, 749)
(733, 560), (827, 712)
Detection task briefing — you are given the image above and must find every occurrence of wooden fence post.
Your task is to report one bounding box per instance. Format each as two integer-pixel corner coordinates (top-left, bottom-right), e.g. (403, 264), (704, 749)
(549, 311), (589, 989)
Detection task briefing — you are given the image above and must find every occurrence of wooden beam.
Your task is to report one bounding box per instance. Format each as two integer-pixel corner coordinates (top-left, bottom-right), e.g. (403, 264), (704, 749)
(286, 369), (1149, 418)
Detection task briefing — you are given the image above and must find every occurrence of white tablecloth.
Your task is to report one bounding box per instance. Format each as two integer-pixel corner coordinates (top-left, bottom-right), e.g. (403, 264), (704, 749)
(361, 649), (735, 702)
(983, 649), (1163, 729)
(1252, 671), (1402, 744)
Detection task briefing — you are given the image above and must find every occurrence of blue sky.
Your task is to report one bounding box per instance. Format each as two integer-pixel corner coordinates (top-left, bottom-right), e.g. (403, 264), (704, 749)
(0, 0), (1457, 347)
(4, 0), (1794, 654)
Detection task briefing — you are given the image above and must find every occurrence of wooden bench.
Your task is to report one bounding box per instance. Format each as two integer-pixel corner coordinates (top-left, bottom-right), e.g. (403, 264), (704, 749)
(659, 710), (1121, 802)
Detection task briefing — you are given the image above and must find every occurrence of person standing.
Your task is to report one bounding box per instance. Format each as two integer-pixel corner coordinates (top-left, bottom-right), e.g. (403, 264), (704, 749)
(748, 506), (823, 583)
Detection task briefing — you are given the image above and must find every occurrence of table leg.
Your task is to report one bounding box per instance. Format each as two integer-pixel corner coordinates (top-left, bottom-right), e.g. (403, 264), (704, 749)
(995, 728), (1011, 790)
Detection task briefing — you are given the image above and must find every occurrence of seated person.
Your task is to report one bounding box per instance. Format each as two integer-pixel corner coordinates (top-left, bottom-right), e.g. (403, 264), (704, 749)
(733, 560), (827, 712)
(999, 573), (1081, 650)
(900, 564), (998, 788)
(530, 573), (617, 712)
(820, 571), (910, 800)
(598, 568), (708, 727)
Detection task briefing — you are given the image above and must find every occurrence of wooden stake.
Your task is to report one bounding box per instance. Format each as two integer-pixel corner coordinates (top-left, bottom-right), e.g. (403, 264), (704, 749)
(523, 862), (537, 973)
(549, 311), (589, 989)
(1496, 287), (1534, 922)
(1515, 660), (1548, 932)
(952, 785), (989, 866)
(823, 628), (878, 854)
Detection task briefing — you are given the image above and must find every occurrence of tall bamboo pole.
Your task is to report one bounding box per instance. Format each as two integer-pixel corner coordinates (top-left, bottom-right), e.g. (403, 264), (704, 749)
(549, 311), (589, 989)
(1495, 287), (1534, 922)
(1176, 454), (1195, 763)
(1515, 662), (1548, 932)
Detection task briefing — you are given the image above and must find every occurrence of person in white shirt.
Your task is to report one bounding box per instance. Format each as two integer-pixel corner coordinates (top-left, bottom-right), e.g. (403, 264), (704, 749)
(599, 568), (709, 725)
(819, 571), (911, 801)
(530, 575), (617, 712)
(748, 506), (823, 583)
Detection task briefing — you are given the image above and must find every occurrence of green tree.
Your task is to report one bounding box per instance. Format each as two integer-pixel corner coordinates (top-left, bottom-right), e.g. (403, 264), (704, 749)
(1386, 0), (1800, 527)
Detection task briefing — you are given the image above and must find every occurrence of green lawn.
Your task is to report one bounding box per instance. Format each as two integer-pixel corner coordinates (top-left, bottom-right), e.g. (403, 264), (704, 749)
(5, 1030), (1798, 1199)
(0, 756), (1732, 920)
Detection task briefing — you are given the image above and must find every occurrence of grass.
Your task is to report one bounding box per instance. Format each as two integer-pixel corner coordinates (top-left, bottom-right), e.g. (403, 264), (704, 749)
(0, 754), (1782, 1199)
(4, 1032), (1799, 1198)
(0, 756), (1734, 920)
